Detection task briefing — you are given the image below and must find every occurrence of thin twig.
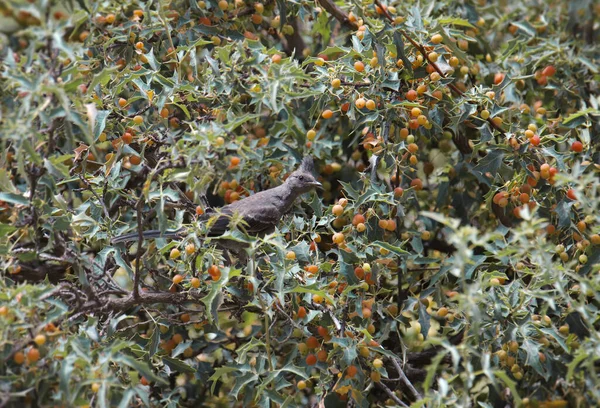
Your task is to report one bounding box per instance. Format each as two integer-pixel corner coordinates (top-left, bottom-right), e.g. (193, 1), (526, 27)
(79, 174), (110, 219)
(391, 356), (422, 400)
(133, 198), (144, 299)
(376, 382), (409, 408)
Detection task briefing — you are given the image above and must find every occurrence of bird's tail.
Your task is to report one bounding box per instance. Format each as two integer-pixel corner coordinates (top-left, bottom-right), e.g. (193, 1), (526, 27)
(111, 229), (185, 244)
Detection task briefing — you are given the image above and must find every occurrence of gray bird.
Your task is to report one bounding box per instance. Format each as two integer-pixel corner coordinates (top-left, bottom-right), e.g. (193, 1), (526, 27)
(111, 156), (322, 248)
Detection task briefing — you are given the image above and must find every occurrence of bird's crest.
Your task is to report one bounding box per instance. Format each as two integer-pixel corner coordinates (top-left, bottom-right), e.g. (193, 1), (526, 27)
(299, 156), (315, 174)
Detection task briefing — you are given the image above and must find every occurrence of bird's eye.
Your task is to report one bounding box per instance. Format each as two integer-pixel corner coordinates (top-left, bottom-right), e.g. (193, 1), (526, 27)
(298, 175), (304, 181)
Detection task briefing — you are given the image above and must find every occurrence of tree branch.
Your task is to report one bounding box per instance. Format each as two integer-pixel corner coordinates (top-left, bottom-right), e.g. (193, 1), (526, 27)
(317, 0), (358, 30)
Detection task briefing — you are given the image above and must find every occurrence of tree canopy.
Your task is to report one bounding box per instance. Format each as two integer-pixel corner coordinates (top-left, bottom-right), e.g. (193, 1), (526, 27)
(1, 0), (599, 407)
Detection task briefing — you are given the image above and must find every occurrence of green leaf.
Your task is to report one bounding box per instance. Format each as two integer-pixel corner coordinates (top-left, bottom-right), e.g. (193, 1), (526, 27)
(94, 110), (110, 140)
(371, 241), (408, 256)
(0, 224), (17, 236)
(115, 355), (168, 385)
(0, 192), (28, 206)
(562, 108), (600, 126)
(0, 169), (17, 193)
(162, 356), (196, 373)
(231, 372), (259, 399)
(438, 17), (475, 28)
(522, 338), (546, 378)
(148, 325), (160, 358)
(493, 370), (522, 404)
(393, 31), (412, 75)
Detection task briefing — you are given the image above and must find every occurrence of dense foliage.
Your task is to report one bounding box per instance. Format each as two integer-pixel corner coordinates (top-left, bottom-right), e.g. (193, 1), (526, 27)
(1, 0), (599, 406)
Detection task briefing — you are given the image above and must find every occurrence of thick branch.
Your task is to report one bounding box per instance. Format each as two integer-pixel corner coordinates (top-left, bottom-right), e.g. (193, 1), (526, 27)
(317, 0), (358, 30)
(103, 291), (192, 312)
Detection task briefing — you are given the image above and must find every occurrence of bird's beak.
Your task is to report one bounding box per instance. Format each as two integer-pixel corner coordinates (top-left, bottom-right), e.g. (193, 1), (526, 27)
(312, 181), (323, 190)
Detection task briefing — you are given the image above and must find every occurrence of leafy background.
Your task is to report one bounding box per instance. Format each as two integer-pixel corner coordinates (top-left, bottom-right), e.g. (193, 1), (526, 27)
(0, 0), (599, 407)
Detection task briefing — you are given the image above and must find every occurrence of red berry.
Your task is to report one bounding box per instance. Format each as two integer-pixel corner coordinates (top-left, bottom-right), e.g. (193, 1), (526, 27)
(305, 354), (317, 366)
(542, 65), (556, 77)
(571, 141), (583, 153)
(567, 189), (577, 200)
(306, 336), (319, 349)
(494, 72), (505, 85)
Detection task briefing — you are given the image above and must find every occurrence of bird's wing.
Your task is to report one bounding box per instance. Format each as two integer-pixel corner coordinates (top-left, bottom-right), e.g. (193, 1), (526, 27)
(239, 205), (280, 234)
(201, 196), (281, 236)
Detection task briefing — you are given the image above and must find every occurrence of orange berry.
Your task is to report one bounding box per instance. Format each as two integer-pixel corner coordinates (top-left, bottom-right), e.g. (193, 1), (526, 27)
(173, 274), (184, 284)
(118, 98), (128, 107)
(346, 365), (358, 378)
(352, 213), (365, 226)
(191, 277), (201, 288)
(297, 306), (307, 319)
(410, 178), (423, 191)
(385, 220), (396, 231)
(354, 61), (365, 72)
(332, 204), (344, 216)
(406, 89), (417, 101)
(332, 232), (345, 244)
(27, 348), (40, 363)
(14, 351), (25, 364)
(322, 109), (334, 119)
(306, 336), (319, 348)
(122, 132), (134, 144)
